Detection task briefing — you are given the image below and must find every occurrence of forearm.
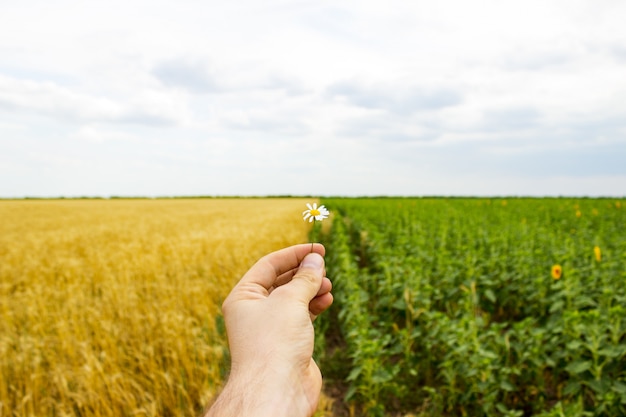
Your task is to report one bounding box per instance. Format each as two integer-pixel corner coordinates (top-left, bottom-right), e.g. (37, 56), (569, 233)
(204, 368), (313, 417)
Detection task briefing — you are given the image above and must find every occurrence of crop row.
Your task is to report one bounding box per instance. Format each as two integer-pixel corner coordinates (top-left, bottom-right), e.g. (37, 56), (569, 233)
(315, 198), (626, 416)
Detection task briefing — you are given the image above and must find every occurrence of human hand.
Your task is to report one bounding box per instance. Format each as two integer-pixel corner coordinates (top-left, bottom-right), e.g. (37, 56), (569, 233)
(205, 243), (333, 417)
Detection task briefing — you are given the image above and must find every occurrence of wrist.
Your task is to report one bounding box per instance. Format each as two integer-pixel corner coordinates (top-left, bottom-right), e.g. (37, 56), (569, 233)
(206, 364), (313, 417)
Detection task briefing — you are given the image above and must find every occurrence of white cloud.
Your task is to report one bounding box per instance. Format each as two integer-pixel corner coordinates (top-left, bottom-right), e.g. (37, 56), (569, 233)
(327, 80), (462, 115)
(1, 0), (625, 197)
(0, 74), (190, 126)
(69, 126), (138, 144)
(152, 59), (220, 93)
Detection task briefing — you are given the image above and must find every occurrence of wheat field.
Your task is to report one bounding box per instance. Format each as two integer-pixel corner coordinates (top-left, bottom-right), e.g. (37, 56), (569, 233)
(0, 198), (318, 417)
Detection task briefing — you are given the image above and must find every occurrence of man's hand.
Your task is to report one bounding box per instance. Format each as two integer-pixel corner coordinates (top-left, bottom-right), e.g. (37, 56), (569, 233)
(205, 244), (333, 417)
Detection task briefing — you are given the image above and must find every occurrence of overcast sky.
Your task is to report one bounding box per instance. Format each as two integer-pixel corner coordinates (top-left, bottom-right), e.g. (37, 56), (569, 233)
(1, 0), (625, 197)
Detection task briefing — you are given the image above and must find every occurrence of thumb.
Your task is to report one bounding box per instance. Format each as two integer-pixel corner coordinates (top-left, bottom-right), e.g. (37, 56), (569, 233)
(277, 252), (325, 304)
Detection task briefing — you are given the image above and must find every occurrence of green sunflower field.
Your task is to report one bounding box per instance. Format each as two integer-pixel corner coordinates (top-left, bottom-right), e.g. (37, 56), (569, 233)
(314, 198), (626, 417)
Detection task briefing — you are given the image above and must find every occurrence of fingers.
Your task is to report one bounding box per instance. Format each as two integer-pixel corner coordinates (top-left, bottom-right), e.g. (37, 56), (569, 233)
(229, 244), (333, 321)
(237, 243), (325, 293)
(279, 252), (326, 304)
(309, 277), (333, 319)
(310, 293), (334, 319)
(316, 277), (332, 297)
(270, 265), (328, 292)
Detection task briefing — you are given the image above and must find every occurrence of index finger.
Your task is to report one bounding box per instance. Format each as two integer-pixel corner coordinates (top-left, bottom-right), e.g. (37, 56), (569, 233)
(237, 243), (326, 292)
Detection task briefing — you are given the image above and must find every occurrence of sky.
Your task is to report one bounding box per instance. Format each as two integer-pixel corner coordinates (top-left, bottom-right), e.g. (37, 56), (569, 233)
(1, 0), (625, 198)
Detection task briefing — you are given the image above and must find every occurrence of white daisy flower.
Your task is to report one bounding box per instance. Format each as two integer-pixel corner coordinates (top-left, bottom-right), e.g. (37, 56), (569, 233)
(302, 203), (330, 223)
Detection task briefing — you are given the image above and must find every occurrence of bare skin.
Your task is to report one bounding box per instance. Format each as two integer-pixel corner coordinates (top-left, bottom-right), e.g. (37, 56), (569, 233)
(204, 243), (333, 417)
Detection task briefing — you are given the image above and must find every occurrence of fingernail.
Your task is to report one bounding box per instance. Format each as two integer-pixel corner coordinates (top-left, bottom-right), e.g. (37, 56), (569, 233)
(301, 253), (324, 270)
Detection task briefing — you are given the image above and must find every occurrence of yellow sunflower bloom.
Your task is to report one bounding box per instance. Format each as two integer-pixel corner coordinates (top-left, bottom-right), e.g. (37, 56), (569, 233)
(551, 264), (562, 280)
(594, 246), (601, 262)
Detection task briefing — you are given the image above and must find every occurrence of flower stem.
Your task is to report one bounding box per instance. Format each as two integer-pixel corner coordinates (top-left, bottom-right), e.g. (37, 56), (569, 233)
(311, 220), (319, 252)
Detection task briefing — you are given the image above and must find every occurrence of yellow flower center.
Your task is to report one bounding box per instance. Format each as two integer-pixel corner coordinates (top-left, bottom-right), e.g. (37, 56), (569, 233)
(310, 209), (320, 216)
